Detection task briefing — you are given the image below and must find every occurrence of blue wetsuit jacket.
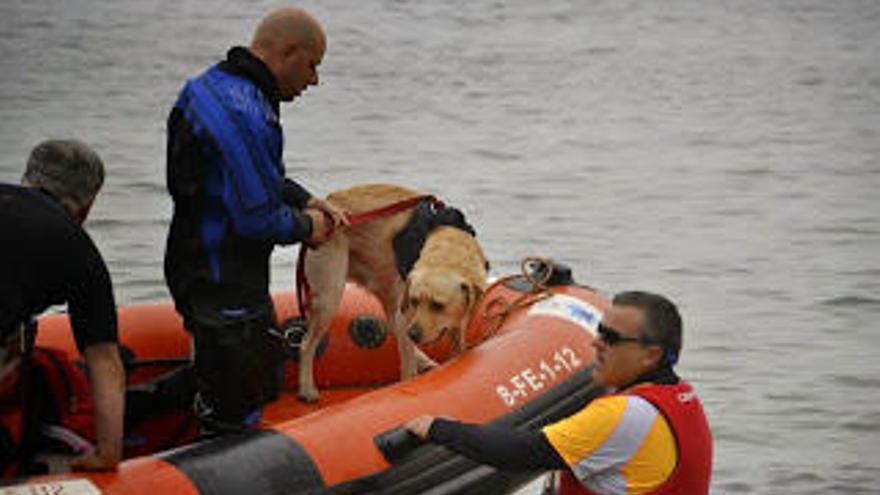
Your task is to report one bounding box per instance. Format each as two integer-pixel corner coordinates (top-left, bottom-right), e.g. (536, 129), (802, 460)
(164, 47), (313, 323)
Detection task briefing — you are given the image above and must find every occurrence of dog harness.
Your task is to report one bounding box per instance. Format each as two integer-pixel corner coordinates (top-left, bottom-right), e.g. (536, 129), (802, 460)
(391, 198), (478, 278)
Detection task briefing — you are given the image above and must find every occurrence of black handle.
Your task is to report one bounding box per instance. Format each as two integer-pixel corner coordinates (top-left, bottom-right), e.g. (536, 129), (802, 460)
(374, 426), (424, 463)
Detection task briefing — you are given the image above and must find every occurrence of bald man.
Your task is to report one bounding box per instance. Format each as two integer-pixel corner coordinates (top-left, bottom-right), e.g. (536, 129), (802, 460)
(164, 7), (348, 433)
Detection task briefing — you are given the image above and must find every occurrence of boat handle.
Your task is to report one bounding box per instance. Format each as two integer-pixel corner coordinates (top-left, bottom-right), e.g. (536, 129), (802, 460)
(374, 426), (424, 463)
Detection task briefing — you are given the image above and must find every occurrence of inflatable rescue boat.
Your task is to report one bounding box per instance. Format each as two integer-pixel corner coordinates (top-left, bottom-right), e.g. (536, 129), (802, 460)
(5, 260), (609, 494)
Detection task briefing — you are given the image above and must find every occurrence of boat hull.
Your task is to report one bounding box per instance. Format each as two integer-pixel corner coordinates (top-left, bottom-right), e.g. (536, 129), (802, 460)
(13, 275), (608, 494)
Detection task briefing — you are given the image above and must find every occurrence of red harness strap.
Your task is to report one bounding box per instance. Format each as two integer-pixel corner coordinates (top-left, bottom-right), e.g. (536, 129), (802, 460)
(347, 195), (439, 226)
(295, 195), (439, 319)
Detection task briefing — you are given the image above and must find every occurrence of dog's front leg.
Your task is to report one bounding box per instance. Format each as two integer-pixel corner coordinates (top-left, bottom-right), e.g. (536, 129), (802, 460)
(389, 309), (437, 378)
(388, 309), (419, 380)
(414, 345), (438, 373)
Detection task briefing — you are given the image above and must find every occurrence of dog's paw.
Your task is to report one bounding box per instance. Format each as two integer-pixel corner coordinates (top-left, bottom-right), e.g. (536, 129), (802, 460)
(297, 388), (320, 403)
(417, 358), (438, 374)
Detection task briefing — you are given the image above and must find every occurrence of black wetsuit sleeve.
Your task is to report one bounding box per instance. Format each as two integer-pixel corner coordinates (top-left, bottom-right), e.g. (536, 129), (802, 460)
(428, 419), (567, 471)
(281, 178), (312, 210)
(166, 107), (206, 199)
(65, 232), (118, 351)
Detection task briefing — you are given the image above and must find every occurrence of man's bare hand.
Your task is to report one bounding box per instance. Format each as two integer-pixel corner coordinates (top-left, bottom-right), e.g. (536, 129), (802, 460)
(307, 197), (350, 230)
(69, 450), (120, 471)
(305, 208), (333, 246)
(79, 343), (124, 472)
(403, 415), (436, 439)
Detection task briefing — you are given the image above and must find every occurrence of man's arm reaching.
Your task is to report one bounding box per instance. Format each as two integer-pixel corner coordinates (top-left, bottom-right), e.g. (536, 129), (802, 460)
(70, 342), (124, 471)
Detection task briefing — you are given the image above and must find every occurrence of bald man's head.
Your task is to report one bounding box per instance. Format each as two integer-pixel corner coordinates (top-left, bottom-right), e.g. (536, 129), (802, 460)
(252, 8), (324, 53)
(250, 7), (326, 102)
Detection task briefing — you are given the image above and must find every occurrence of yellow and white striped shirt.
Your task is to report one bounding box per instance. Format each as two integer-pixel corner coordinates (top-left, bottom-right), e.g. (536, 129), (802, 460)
(543, 394), (677, 494)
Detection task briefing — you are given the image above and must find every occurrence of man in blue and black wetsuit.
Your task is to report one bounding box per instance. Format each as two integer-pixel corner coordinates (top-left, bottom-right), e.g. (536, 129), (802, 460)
(164, 7), (348, 433)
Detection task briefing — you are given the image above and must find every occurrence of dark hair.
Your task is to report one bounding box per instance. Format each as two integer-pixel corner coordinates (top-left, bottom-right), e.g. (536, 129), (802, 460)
(612, 291), (682, 366)
(23, 139), (105, 213)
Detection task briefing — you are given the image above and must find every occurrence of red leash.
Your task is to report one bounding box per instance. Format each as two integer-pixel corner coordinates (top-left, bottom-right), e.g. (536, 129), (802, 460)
(295, 195), (439, 319)
(347, 194), (439, 227)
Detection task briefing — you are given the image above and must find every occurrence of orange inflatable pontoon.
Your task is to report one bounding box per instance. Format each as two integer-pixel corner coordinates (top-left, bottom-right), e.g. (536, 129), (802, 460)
(9, 260), (608, 495)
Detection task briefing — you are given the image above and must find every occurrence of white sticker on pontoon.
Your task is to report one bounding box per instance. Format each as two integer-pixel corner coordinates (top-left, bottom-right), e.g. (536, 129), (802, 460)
(0, 479), (102, 495)
(528, 294), (602, 335)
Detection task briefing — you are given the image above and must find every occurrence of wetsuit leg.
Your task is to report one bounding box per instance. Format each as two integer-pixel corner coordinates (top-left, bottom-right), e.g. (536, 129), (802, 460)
(188, 316), (282, 433)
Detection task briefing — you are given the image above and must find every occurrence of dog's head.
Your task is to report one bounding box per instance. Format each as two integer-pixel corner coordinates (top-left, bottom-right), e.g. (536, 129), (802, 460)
(401, 268), (485, 347)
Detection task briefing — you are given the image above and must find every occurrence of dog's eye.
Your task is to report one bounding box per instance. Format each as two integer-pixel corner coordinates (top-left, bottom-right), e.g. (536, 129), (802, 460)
(430, 301), (445, 312)
(409, 297), (419, 308)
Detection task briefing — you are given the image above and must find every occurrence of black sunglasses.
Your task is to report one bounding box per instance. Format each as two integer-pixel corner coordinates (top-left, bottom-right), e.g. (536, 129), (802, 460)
(597, 322), (657, 347)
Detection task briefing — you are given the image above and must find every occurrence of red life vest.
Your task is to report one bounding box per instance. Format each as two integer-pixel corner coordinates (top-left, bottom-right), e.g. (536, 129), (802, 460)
(557, 380), (713, 495)
(0, 409), (23, 477)
(0, 347), (95, 476)
(26, 348), (96, 452)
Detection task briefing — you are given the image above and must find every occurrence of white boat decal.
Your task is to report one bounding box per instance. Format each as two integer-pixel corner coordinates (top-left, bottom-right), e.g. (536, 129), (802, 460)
(0, 479), (102, 495)
(528, 294), (602, 335)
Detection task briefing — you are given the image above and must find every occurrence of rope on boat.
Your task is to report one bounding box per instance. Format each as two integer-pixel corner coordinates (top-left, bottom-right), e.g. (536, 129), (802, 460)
(468, 256), (556, 349)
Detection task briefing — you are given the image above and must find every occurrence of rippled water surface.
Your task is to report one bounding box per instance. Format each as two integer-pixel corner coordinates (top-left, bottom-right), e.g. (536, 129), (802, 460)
(2, 1), (879, 493)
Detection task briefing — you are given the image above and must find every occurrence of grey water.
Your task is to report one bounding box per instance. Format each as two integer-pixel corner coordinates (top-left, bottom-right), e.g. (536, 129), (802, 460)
(1, 1), (879, 493)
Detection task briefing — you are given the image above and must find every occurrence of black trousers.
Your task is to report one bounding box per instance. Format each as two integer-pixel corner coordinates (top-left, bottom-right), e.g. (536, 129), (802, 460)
(186, 313), (283, 432)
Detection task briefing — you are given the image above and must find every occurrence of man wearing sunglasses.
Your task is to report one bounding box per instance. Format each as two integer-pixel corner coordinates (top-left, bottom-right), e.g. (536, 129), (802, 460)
(404, 291), (712, 494)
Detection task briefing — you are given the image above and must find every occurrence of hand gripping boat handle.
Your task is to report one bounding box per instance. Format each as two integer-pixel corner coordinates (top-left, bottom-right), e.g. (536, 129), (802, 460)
(374, 426), (424, 463)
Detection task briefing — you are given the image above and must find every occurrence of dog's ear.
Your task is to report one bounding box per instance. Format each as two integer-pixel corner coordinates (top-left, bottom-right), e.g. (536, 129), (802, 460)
(459, 282), (471, 309)
(461, 281), (485, 312)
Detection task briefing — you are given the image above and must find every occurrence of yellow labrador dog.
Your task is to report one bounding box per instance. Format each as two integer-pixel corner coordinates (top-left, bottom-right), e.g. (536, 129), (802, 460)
(298, 184), (488, 402)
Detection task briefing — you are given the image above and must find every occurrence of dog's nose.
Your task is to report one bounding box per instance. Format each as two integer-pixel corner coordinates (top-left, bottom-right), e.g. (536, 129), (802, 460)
(408, 325), (423, 343)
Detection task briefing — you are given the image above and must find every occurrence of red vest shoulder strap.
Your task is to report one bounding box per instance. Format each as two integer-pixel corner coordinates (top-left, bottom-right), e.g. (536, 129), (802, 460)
(629, 381), (713, 495)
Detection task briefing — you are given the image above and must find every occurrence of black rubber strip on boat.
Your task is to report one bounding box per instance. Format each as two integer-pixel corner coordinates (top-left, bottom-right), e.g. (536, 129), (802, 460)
(327, 365), (603, 495)
(161, 428), (325, 495)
